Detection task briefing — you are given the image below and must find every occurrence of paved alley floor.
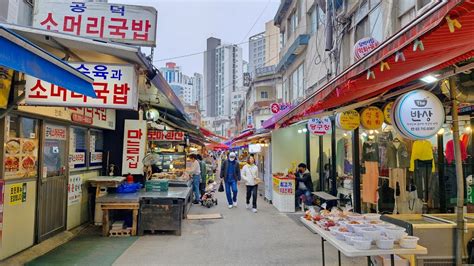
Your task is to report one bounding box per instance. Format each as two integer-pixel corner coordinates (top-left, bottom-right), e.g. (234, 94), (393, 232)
(113, 185), (363, 266)
(27, 184), (365, 265)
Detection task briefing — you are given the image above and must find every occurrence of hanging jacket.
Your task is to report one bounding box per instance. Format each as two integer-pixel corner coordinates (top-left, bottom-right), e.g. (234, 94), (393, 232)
(362, 141), (379, 163)
(409, 140), (435, 172)
(386, 141), (410, 169)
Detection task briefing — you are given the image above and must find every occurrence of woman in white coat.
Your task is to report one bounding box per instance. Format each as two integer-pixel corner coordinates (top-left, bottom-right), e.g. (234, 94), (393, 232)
(242, 156), (259, 213)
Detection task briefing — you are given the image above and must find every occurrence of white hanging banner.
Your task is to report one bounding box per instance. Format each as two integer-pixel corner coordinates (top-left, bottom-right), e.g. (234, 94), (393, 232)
(307, 117), (331, 136)
(33, 0), (157, 46)
(25, 63), (138, 110)
(122, 120), (147, 175)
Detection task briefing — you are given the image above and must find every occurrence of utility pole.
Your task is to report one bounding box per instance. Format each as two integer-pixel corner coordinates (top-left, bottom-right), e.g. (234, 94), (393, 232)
(450, 77), (465, 266)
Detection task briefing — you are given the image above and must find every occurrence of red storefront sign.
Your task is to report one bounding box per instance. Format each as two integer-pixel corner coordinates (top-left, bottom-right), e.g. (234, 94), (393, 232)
(147, 130), (185, 142)
(121, 120), (146, 175)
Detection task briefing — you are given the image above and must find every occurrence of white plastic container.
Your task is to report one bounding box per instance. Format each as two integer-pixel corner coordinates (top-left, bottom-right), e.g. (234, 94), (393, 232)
(343, 232), (357, 245)
(375, 223), (396, 230)
(353, 224), (372, 235)
(383, 227), (407, 241)
(364, 213), (381, 221)
(352, 237), (372, 250)
(361, 227), (382, 241)
(376, 237), (395, 249)
(400, 236), (419, 249)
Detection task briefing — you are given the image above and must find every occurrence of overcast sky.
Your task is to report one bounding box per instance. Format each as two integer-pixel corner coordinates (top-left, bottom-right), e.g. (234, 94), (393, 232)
(109, 0), (280, 76)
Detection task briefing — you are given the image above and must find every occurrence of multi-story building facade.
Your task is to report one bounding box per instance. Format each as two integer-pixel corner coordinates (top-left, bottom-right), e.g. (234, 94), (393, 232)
(160, 62), (198, 106)
(192, 73), (204, 111)
(0, 0), (33, 26)
(274, 0), (441, 104)
(248, 32), (266, 77)
(203, 37), (221, 117)
(264, 20), (280, 67)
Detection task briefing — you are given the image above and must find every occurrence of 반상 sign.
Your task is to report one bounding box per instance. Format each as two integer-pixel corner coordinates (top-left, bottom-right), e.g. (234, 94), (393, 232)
(391, 90), (445, 140)
(33, 0), (157, 46)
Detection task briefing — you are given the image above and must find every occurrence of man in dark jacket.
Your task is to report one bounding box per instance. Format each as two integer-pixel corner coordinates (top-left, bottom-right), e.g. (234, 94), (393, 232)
(220, 152), (241, 209)
(197, 154), (207, 198)
(295, 163), (313, 209)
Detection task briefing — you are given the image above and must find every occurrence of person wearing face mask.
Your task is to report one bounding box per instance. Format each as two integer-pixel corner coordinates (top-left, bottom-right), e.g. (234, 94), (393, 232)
(220, 152), (241, 209)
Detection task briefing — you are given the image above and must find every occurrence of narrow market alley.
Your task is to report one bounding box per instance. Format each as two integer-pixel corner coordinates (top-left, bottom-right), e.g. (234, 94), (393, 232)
(25, 185), (363, 266)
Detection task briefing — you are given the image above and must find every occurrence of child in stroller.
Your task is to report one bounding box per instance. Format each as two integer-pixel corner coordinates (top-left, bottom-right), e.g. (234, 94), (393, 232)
(201, 179), (218, 208)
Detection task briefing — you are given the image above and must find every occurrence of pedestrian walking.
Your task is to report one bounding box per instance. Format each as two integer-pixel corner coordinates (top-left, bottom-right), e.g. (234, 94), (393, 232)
(187, 154), (201, 204)
(220, 152), (241, 209)
(242, 156), (259, 213)
(197, 154), (207, 199)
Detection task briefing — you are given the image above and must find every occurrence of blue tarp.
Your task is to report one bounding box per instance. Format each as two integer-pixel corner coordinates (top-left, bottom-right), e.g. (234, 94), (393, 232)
(0, 26), (96, 98)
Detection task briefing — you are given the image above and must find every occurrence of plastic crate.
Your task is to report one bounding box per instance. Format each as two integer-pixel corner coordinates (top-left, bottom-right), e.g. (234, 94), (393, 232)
(145, 179), (169, 192)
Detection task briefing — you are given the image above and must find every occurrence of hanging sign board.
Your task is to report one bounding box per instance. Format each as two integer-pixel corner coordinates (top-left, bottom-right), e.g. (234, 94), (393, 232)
(33, 0), (157, 46)
(354, 37), (380, 60)
(307, 117), (331, 135)
(122, 120), (147, 175)
(391, 90), (445, 140)
(248, 144), (262, 154)
(383, 102), (394, 125)
(336, 110), (360, 131)
(25, 63), (138, 110)
(360, 106), (384, 130)
(147, 130), (185, 142)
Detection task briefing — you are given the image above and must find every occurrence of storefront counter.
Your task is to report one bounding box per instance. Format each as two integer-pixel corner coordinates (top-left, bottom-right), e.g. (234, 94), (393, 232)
(272, 176), (295, 213)
(382, 213), (474, 264)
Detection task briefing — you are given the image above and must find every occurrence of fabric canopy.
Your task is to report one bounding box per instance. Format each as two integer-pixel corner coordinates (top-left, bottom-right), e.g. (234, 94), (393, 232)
(277, 0), (474, 127)
(200, 127), (228, 140)
(0, 26), (95, 97)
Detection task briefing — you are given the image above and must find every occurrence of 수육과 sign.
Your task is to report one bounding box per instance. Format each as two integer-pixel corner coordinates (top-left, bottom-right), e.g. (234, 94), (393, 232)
(307, 117), (331, 135)
(33, 0), (157, 46)
(25, 63), (138, 110)
(392, 90), (445, 140)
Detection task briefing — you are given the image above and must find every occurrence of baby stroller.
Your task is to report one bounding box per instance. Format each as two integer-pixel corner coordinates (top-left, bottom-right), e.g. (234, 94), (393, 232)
(201, 180), (218, 208)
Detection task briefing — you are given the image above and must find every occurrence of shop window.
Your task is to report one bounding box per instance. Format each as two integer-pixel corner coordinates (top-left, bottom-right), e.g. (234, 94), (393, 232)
(354, 1), (383, 43)
(69, 127), (87, 170)
(4, 116), (39, 180)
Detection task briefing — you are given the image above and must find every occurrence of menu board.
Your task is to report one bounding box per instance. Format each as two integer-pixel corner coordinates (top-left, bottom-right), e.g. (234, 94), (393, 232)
(4, 138), (39, 179)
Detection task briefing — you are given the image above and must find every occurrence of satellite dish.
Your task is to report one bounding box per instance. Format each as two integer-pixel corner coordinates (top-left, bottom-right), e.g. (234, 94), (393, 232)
(145, 108), (160, 122)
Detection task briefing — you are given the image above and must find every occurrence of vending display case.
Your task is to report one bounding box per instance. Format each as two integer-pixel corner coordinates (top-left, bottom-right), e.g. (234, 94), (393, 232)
(156, 153), (186, 173)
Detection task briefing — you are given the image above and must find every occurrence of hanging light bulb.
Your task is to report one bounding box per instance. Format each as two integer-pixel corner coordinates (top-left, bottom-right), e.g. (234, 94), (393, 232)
(302, 128), (308, 133)
(298, 129), (303, 134)
(369, 130), (374, 135)
(466, 126), (472, 132)
(438, 128), (445, 135)
(375, 130), (379, 134)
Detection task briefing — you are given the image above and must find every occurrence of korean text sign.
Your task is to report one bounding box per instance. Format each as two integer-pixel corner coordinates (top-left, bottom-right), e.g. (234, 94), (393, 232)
(25, 63), (138, 110)
(122, 120), (146, 175)
(33, 0), (157, 46)
(147, 130), (185, 142)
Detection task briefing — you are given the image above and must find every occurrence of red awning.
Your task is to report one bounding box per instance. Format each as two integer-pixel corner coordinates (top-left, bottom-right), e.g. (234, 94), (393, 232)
(277, 0), (474, 127)
(231, 130), (255, 143)
(206, 142), (229, 151)
(200, 127), (228, 141)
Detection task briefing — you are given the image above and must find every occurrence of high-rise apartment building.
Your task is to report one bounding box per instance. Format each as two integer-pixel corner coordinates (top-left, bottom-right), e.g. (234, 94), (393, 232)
(160, 62), (197, 106)
(203, 37), (221, 117)
(215, 44), (243, 117)
(192, 73), (204, 109)
(248, 32), (266, 76)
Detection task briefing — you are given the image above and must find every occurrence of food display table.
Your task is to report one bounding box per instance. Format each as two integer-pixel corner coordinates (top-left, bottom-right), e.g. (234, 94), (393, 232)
(300, 217), (428, 266)
(272, 175), (295, 212)
(88, 176), (126, 197)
